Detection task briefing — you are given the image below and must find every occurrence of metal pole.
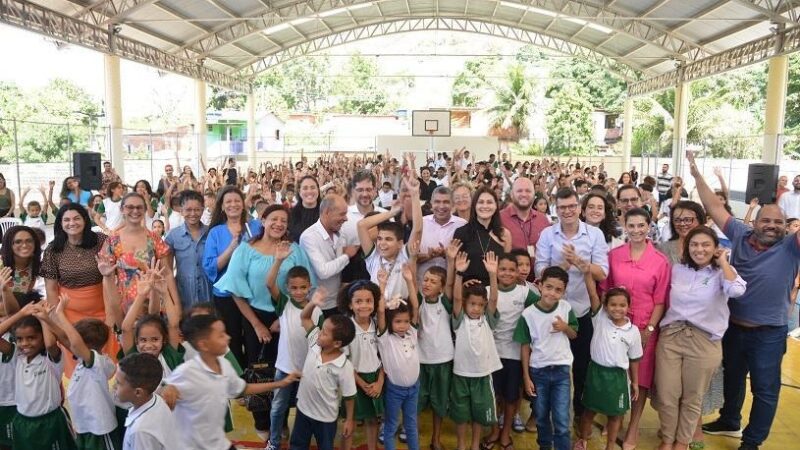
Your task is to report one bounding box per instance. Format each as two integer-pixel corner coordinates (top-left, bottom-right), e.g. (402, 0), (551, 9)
(12, 119), (21, 199)
(149, 128), (154, 186)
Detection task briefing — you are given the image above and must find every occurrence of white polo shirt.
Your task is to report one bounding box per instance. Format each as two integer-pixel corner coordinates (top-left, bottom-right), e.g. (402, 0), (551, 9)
(67, 350), (118, 435)
(166, 355), (246, 450)
(365, 247), (409, 300)
(452, 310), (502, 377)
(124, 394), (180, 450)
(494, 286), (539, 360)
(0, 333), (15, 406)
(344, 317), (381, 373)
(590, 308), (643, 370)
(15, 349), (64, 417)
(275, 295), (322, 374)
(296, 328), (357, 423)
(378, 327), (420, 387)
(513, 300), (577, 369)
(340, 204), (387, 247)
(418, 294), (454, 364)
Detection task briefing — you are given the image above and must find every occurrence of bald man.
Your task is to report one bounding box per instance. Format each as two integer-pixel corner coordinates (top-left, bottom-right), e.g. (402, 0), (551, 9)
(500, 177), (551, 254)
(299, 194), (360, 317)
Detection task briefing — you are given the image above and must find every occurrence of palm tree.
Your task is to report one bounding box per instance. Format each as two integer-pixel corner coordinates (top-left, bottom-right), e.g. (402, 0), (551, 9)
(487, 64), (536, 145)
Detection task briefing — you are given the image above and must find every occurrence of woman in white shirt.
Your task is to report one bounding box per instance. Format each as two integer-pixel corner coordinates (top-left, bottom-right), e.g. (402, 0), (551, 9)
(654, 226), (746, 450)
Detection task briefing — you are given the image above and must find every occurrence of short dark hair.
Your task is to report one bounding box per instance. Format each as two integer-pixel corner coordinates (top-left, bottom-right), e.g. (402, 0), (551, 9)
(604, 287), (631, 306)
(135, 314), (169, 345)
(554, 187), (579, 203)
(350, 170), (377, 192)
(424, 266), (447, 285)
(541, 266), (569, 286)
(509, 248), (532, 263)
(180, 190), (204, 206)
(180, 314), (222, 347)
(624, 207), (652, 224)
(616, 184), (641, 200)
(326, 315), (356, 347)
(13, 315), (43, 335)
(74, 318), (110, 351)
(463, 281), (488, 302)
(669, 201), (707, 242)
(118, 353), (163, 394)
(498, 252), (518, 266)
(287, 266), (311, 283)
(377, 221), (404, 241)
(683, 226), (720, 270)
(185, 302), (216, 318)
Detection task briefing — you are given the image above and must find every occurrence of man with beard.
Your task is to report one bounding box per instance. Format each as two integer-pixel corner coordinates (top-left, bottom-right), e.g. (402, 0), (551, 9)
(500, 177), (551, 256)
(339, 170), (386, 283)
(416, 186), (467, 282)
(778, 175), (800, 219)
(688, 153), (800, 450)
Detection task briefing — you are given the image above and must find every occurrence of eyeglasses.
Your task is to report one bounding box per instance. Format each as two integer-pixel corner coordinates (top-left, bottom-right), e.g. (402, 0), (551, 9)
(618, 197), (640, 204)
(124, 205), (145, 211)
(556, 204), (579, 212)
(12, 238), (34, 246)
(673, 217), (696, 225)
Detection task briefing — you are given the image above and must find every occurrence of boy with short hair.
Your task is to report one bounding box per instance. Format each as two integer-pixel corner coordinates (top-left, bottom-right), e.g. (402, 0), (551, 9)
(116, 353), (178, 450)
(378, 182), (395, 208)
(166, 315), (299, 450)
(514, 266), (577, 450)
(290, 290), (357, 450)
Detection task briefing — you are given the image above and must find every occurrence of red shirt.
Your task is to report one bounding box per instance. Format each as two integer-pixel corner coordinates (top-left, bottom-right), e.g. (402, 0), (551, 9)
(499, 205), (551, 251)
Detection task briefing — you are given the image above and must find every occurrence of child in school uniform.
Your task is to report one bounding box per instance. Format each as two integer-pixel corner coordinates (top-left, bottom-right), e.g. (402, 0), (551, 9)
(115, 353), (178, 450)
(337, 280), (383, 450)
(0, 303), (76, 450)
(509, 248), (539, 432)
(266, 244), (322, 450)
(574, 275), (641, 450)
(376, 263), (421, 450)
(514, 266), (578, 450)
(0, 300), (17, 450)
(450, 251), (503, 450)
(290, 290), (357, 450)
(43, 294), (121, 450)
(167, 315), (298, 450)
(482, 252), (540, 448)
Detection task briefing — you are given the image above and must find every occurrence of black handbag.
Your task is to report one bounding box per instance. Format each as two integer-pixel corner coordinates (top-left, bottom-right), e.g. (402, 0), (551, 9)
(242, 343), (276, 412)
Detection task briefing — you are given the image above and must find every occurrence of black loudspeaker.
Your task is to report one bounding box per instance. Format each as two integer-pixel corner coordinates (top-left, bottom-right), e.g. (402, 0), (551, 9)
(745, 163), (780, 204)
(73, 152), (103, 191)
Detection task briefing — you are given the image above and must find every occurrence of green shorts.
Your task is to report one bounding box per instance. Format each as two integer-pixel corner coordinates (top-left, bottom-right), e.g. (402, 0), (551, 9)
(582, 360), (630, 417)
(12, 407), (77, 450)
(341, 371), (384, 421)
(75, 432), (121, 450)
(0, 405), (15, 446)
(418, 361), (452, 417)
(449, 374), (497, 426)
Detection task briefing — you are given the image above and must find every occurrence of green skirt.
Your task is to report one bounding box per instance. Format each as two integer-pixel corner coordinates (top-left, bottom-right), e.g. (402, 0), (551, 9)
(341, 371), (384, 421)
(582, 360), (630, 417)
(0, 405), (15, 446)
(12, 407), (77, 450)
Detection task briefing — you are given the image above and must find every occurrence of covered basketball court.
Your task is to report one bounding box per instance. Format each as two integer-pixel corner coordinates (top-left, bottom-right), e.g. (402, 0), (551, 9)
(1, 0), (798, 181)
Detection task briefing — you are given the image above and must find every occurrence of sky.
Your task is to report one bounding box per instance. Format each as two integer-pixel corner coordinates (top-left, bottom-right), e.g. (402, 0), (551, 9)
(0, 22), (529, 129)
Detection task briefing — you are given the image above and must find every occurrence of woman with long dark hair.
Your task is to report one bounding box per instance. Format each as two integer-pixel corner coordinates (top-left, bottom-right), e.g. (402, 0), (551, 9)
(0, 225), (44, 309)
(657, 201), (707, 265)
(60, 176), (91, 206)
(214, 204), (315, 444)
(41, 204), (119, 375)
(134, 179), (159, 227)
(202, 185), (263, 367)
(288, 175), (321, 243)
(452, 185), (511, 285)
(581, 193), (622, 248)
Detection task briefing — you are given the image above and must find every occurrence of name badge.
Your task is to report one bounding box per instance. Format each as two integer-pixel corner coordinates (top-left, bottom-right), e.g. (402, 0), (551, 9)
(527, 245), (535, 257)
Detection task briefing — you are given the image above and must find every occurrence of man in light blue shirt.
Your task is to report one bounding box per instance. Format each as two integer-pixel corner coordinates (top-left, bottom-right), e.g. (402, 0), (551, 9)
(535, 187), (609, 418)
(165, 190), (211, 308)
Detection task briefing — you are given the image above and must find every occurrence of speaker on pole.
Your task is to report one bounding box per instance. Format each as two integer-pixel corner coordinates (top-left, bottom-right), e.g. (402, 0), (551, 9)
(745, 163), (780, 204)
(73, 152), (103, 191)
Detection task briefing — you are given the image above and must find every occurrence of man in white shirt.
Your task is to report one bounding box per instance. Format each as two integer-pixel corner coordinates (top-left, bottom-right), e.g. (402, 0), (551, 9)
(299, 194), (360, 316)
(340, 171), (387, 246)
(778, 175), (800, 219)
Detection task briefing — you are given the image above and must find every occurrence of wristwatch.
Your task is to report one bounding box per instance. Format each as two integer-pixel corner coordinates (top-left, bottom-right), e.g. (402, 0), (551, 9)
(646, 325), (655, 332)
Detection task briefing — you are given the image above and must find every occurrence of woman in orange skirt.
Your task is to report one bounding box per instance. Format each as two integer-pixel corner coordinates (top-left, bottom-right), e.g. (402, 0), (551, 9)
(41, 203), (120, 377)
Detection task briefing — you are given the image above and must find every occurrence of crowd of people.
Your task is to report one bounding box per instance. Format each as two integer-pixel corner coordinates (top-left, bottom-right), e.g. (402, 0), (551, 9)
(0, 148), (797, 450)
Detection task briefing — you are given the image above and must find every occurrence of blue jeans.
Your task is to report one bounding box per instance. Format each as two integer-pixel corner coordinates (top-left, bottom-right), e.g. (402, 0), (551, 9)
(383, 379), (420, 450)
(288, 408), (336, 450)
(531, 365), (571, 450)
(269, 369), (299, 447)
(718, 323), (787, 446)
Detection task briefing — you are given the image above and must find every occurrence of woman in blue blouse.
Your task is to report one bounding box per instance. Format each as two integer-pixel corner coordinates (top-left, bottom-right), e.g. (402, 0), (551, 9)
(214, 203), (315, 441)
(202, 186), (262, 368)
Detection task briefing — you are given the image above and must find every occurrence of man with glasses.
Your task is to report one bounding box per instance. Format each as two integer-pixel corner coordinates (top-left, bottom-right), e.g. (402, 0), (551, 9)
(339, 170), (387, 283)
(617, 185), (660, 242)
(687, 153), (800, 450)
(164, 190), (211, 308)
(535, 187), (609, 419)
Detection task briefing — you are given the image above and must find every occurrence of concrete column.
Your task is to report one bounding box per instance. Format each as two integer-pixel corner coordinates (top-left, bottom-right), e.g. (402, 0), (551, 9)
(621, 97), (633, 171)
(104, 54), (124, 180)
(671, 81), (689, 177)
(195, 79), (207, 168)
(762, 55), (789, 164)
(247, 93), (256, 167)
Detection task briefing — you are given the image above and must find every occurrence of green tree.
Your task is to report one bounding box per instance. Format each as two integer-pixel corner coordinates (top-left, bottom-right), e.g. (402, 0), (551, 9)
(487, 64), (536, 142)
(548, 58), (627, 112)
(332, 53), (391, 114)
(207, 86), (246, 110)
(451, 56), (499, 107)
(545, 82), (595, 155)
(256, 55), (332, 113)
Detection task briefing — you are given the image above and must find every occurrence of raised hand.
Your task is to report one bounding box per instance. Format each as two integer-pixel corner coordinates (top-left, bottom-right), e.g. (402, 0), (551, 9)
(0, 267), (13, 288)
(687, 151), (700, 178)
(407, 239), (420, 259)
(749, 197), (759, 208)
(377, 268), (389, 286)
(446, 239), (462, 261)
(455, 252), (470, 273)
(274, 241), (292, 261)
(401, 263), (414, 282)
(483, 251), (498, 275)
(95, 254), (117, 277)
(310, 287), (327, 308)
(713, 166), (723, 178)
(714, 248), (730, 265)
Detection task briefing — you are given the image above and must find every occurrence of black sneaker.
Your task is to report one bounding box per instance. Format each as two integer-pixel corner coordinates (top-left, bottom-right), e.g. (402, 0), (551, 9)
(737, 444), (759, 450)
(702, 420), (743, 438)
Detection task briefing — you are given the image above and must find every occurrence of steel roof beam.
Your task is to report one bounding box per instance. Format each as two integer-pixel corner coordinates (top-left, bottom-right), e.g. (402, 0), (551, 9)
(734, 0), (800, 24)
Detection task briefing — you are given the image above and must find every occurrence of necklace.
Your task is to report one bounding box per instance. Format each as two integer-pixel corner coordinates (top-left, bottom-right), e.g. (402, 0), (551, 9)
(475, 228), (489, 256)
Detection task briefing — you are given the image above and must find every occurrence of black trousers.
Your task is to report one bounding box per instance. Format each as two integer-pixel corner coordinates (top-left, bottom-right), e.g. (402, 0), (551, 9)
(242, 307), (280, 432)
(569, 312), (594, 417)
(213, 295), (245, 368)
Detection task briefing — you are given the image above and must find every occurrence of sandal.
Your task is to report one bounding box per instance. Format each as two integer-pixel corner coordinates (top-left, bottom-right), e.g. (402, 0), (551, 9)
(499, 437), (514, 450)
(480, 438), (499, 450)
(689, 442), (705, 450)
